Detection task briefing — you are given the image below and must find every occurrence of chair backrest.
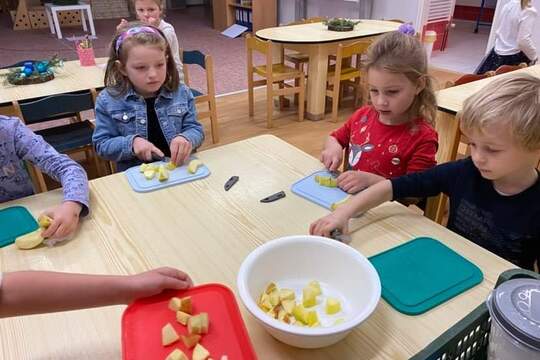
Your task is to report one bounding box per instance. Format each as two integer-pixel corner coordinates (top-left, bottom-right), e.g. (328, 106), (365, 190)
(494, 63), (527, 75)
(179, 49), (215, 98)
(333, 40), (371, 84)
(450, 71), (495, 87)
(303, 16), (326, 23)
(14, 89), (95, 125)
(246, 34), (274, 79)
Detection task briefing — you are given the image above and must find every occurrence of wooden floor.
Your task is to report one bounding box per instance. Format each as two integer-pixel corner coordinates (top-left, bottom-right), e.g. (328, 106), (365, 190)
(198, 66), (462, 158)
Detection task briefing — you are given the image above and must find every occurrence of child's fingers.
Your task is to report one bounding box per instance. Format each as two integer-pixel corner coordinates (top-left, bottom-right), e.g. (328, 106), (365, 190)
(157, 267), (193, 285)
(170, 142), (180, 165)
(42, 218), (60, 238)
(150, 145), (164, 159)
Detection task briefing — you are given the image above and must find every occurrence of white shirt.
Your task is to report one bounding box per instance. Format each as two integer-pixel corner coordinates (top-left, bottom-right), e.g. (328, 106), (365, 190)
(495, 0), (538, 61)
(159, 19), (185, 83)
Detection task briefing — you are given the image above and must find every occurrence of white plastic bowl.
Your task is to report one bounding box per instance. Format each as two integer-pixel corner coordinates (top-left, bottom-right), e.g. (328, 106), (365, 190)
(237, 235), (381, 348)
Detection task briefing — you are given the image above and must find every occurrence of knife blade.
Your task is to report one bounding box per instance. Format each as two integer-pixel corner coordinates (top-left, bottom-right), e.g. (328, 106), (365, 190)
(260, 190), (286, 203)
(330, 228), (352, 244)
(224, 176), (239, 191)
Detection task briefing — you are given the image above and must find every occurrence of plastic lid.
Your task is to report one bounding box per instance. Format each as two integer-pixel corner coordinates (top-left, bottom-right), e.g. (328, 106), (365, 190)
(487, 278), (540, 350)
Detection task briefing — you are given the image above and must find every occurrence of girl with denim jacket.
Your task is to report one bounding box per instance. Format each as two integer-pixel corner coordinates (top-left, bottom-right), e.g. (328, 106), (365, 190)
(0, 115), (89, 241)
(92, 23), (204, 172)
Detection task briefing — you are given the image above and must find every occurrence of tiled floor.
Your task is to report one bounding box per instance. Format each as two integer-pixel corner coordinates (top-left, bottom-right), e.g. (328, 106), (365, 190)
(430, 20), (491, 74)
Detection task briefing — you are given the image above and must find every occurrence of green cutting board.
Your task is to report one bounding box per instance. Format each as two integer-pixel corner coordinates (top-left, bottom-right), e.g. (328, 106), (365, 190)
(369, 237), (483, 315)
(0, 206), (38, 248)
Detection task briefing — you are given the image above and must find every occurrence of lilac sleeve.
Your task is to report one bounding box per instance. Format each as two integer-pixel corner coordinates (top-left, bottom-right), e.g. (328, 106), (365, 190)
(13, 121), (90, 215)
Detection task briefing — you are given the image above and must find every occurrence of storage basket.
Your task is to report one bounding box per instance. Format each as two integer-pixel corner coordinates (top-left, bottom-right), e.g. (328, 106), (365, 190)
(410, 268), (540, 360)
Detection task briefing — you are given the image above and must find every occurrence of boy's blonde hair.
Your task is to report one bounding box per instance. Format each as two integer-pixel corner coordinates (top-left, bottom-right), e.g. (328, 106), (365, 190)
(132, 0), (165, 16)
(460, 74), (540, 150)
(365, 31), (437, 125)
(104, 21), (179, 96)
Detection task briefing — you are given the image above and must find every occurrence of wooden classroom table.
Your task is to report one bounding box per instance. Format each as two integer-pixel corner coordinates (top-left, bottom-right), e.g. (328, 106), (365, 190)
(0, 57), (107, 108)
(436, 64), (540, 118)
(0, 135), (514, 359)
(255, 20), (400, 121)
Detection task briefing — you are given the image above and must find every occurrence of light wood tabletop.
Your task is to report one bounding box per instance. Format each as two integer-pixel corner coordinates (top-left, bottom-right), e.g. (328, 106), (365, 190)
(0, 57), (107, 105)
(256, 20), (400, 121)
(256, 20), (400, 44)
(436, 64), (540, 115)
(0, 135), (514, 359)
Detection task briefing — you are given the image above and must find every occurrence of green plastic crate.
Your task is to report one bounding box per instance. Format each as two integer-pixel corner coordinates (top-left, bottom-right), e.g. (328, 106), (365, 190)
(410, 268), (540, 360)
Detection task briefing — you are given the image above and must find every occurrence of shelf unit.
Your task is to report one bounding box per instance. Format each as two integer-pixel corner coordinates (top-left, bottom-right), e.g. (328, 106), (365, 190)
(213, 0), (276, 33)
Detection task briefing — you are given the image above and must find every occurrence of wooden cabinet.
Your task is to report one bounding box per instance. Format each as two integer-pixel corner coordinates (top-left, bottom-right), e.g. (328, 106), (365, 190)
(212, 0), (276, 33)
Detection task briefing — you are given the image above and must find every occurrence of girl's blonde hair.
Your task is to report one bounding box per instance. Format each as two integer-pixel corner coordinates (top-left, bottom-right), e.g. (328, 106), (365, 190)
(460, 74), (540, 150)
(365, 31), (437, 125)
(104, 22), (179, 96)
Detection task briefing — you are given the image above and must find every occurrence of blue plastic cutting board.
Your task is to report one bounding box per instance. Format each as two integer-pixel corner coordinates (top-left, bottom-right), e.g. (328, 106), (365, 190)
(125, 157), (210, 193)
(0, 206), (38, 248)
(291, 170), (349, 209)
(369, 237), (483, 315)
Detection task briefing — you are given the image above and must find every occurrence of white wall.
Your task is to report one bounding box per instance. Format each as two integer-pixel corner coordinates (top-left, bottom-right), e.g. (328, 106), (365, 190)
(372, 0), (422, 29)
(278, 0), (423, 28)
(486, 0), (540, 56)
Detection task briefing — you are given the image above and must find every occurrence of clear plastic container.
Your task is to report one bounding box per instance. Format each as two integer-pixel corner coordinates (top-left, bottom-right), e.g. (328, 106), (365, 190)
(486, 278), (540, 360)
(423, 30), (437, 62)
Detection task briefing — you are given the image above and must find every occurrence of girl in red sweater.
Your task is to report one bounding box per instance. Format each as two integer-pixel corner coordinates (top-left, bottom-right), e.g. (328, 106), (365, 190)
(321, 31), (438, 194)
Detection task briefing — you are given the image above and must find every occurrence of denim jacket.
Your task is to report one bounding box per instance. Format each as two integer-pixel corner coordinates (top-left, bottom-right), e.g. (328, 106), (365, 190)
(92, 84), (204, 171)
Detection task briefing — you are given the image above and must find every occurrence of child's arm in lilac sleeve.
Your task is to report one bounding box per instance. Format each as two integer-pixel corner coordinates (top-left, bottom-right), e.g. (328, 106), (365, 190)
(13, 121), (90, 215)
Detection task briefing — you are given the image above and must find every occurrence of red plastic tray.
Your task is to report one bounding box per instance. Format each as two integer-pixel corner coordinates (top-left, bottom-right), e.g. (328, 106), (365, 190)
(122, 283), (257, 360)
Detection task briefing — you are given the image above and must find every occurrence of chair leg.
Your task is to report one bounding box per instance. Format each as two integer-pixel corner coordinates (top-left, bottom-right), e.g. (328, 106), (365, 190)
(209, 98), (219, 144)
(331, 81), (340, 123)
(33, 167), (48, 193)
(294, 62), (302, 106)
(248, 73), (254, 117)
(278, 81), (286, 110)
(91, 149), (102, 178)
(266, 82), (274, 128)
(353, 77), (361, 106)
(298, 74), (305, 122)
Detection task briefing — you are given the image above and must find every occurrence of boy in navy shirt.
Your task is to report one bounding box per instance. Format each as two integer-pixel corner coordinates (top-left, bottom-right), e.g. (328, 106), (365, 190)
(310, 74), (540, 270)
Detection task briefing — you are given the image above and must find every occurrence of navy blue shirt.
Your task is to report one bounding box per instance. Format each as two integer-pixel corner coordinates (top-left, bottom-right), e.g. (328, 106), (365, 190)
(391, 158), (540, 270)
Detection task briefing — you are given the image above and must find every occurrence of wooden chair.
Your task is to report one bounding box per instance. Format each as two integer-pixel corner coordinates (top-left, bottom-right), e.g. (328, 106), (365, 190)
(246, 34), (305, 128)
(12, 89), (102, 192)
(446, 71), (495, 87)
(494, 62), (528, 75)
(180, 49), (219, 144)
(326, 41), (371, 123)
(423, 111), (462, 224)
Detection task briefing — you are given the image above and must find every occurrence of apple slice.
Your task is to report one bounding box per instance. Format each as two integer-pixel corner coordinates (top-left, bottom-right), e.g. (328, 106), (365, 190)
(162, 323), (179, 346)
(165, 348), (188, 360)
(180, 334), (201, 349)
(176, 310), (191, 325)
(187, 313), (209, 334)
(192, 343), (210, 360)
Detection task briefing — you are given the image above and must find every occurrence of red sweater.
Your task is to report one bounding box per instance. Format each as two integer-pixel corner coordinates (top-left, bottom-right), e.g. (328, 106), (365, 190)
(331, 106), (438, 178)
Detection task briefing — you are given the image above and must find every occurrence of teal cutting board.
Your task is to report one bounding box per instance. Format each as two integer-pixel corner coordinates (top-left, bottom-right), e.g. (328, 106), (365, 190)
(369, 237), (483, 315)
(0, 206), (38, 248)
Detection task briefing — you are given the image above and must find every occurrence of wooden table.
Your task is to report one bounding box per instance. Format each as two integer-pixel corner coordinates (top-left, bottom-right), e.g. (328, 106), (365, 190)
(437, 64), (540, 116)
(256, 20), (400, 120)
(0, 135), (514, 359)
(0, 57), (107, 109)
